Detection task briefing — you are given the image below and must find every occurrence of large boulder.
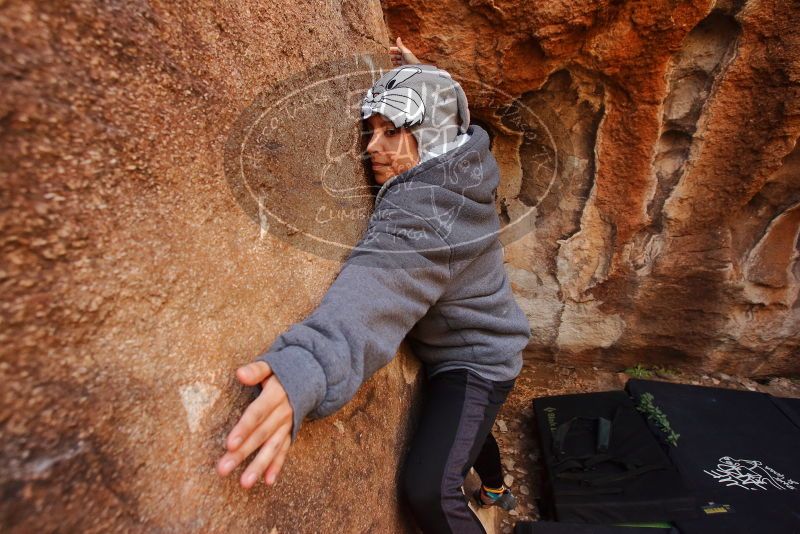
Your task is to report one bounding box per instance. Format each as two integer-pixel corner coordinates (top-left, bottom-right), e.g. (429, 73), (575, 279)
(1, 0), (424, 531)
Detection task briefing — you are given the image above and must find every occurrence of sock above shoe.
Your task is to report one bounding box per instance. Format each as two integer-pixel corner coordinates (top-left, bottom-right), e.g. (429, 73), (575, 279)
(480, 484), (507, 502)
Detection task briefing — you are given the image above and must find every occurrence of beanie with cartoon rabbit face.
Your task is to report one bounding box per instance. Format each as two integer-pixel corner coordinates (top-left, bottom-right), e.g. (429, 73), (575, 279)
(361, 64), (471, 164)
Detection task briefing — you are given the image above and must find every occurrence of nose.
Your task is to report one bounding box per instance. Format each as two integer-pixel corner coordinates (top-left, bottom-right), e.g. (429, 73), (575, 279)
(366, 130), (382, 155)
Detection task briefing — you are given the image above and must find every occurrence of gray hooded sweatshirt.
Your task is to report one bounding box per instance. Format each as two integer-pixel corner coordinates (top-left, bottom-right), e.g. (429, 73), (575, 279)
(258, 123), (532, 444)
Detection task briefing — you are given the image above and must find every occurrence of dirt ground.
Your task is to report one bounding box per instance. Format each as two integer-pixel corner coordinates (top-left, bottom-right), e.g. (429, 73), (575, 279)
(489, 360), (800, 533)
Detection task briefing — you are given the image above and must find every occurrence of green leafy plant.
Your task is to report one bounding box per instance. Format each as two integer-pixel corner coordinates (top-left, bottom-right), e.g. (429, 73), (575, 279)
(624, 364), (653, 379)
(636, 392), (680, 447)
(654, 366), (678, 379)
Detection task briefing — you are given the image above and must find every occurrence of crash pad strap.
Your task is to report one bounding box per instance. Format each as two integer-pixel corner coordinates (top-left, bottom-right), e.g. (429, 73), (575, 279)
(553, 408), (619, 456)
(555, 485), (625, 496)
(556, 461), (665, 486)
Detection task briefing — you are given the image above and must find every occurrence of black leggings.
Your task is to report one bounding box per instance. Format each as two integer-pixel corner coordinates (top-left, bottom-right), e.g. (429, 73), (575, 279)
(400, 367), (516, 533)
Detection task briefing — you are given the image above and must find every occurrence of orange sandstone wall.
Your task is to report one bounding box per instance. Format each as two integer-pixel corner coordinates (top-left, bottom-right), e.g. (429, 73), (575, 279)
(384, 0), (800, 376)
(1, 0), (799, 531)
(1, 1), (422, 532)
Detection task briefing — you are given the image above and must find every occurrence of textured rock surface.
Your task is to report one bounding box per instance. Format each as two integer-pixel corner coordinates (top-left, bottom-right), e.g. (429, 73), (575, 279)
(384, 0), (800, 376)
(0, 0), (423, 532)
(2, 0), (799, 532)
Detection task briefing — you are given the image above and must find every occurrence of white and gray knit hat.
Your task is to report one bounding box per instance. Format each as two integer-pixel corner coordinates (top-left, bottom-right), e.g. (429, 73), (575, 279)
(361, 64), (471, 164)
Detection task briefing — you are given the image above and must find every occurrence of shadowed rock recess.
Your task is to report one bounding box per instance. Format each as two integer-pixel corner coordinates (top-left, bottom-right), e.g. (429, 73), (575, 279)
(1, 0), (799, 531)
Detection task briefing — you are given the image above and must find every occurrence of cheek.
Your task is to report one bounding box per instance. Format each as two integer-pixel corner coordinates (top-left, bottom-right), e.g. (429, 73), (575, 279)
(401, 133), (418, 159)
(387, 136), (403, 152)
(389, 136), (414, 163)
(380, 139), (397, 166)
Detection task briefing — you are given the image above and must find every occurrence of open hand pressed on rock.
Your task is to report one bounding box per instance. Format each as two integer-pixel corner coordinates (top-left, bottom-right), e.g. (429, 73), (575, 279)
(217, 361), (294, 489)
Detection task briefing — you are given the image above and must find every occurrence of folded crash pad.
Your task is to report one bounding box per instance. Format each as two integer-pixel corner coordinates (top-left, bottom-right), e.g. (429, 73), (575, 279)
(533, 390), (697, 524)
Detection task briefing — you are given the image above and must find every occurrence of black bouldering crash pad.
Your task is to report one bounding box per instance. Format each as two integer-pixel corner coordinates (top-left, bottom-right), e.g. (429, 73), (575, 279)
(513, 520), (678, 533)
(625, 379), (800, 534)
(533, 390), (697, 524)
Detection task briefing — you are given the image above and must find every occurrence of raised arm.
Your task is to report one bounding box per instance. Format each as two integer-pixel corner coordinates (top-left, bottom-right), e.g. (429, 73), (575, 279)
(390, 36), (424, 67)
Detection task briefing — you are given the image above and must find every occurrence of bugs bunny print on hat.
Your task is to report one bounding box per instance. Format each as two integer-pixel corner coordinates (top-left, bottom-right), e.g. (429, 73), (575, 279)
(361, 64), (472, 165)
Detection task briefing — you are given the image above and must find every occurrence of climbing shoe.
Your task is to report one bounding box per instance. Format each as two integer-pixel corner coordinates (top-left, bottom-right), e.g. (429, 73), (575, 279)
(473, 484), (518, 511)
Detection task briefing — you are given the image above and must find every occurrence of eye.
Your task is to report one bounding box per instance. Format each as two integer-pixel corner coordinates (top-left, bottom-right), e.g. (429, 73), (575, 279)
(386, 128), (398, 136)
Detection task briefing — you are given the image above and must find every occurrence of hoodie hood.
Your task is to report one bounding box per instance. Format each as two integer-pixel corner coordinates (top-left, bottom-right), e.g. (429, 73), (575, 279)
(373, 123), (500, 252)
(361, 64), (471, 166)
(374, 123), (496, 206)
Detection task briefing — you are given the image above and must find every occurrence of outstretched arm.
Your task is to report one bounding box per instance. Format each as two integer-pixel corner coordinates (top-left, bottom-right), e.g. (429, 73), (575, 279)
(218, 206), (452, 488)
(259, 208), (452, 443)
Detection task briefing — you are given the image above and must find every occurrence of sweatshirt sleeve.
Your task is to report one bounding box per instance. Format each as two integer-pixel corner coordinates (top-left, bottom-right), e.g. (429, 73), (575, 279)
(256, 206), (452, 444)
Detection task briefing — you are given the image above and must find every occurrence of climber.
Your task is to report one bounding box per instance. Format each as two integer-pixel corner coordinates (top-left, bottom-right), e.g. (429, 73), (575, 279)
(216, 37), (530, 533)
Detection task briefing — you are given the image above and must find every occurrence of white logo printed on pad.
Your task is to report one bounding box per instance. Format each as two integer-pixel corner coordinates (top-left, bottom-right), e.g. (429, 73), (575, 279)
(704, 456), (798, 491)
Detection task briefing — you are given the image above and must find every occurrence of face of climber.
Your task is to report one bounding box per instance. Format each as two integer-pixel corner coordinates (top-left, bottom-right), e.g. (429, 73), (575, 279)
(364, 114), (420, 186)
